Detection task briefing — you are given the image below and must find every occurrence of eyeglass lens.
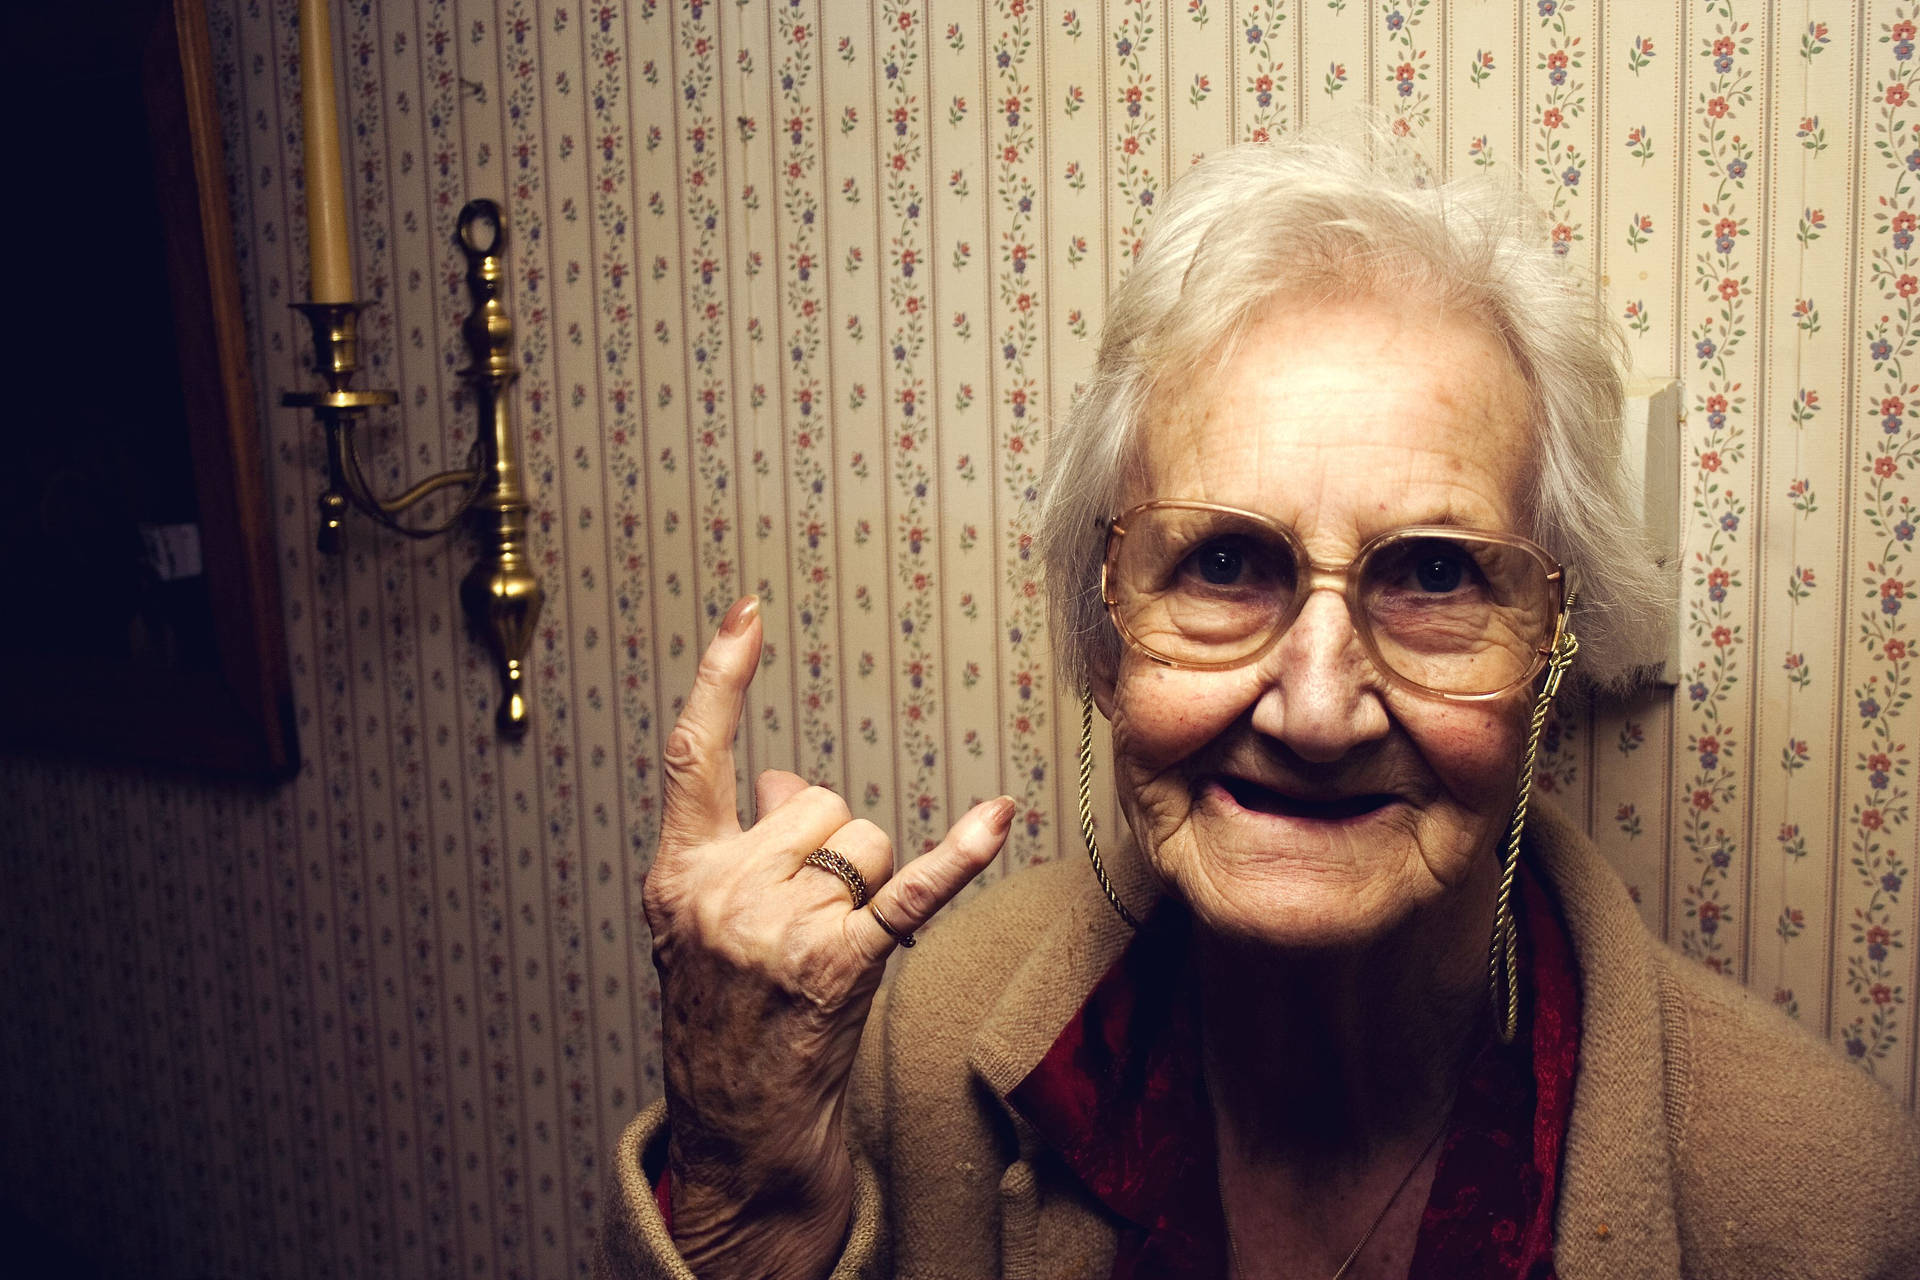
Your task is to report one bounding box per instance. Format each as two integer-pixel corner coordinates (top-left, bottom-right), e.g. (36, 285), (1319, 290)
(1107, 506), (1559, 694)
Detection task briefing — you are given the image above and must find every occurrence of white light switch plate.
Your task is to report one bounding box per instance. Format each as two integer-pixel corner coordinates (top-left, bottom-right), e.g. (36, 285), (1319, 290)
(1619, 377), (1681, 686)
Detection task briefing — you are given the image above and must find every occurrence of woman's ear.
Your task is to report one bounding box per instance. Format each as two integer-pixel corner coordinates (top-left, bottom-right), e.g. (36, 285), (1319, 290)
(1087, 647), (1118, 720)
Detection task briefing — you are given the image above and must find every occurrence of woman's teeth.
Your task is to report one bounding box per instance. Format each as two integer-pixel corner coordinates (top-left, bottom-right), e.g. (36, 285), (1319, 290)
(1218, 776), (1390, 819)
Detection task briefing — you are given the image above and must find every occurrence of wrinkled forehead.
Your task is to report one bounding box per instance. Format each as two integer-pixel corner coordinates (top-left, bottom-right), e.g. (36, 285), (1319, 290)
(1121, 297), (1539, 539)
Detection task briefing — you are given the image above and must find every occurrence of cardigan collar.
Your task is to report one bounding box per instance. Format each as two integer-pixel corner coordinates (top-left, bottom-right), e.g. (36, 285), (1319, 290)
(963, 802), (1686, 1279)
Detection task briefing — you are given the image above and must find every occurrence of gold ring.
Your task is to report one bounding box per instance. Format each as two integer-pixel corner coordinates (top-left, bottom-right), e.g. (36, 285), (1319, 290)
(868, 902), (916, 948)
(802, 848), (868, 907)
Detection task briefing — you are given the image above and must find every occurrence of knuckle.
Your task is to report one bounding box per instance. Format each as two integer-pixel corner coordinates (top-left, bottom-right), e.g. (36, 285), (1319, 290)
(662, 722), (704, 778)
(842, 818), (890, 853)
(801, 785), (853, 825)
(889, 872), (940, 922)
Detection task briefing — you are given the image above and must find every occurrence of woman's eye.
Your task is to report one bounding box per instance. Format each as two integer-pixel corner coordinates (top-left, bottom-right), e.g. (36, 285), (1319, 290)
(1195, 542), (1244, 585)
(1375, 541), (1486, 601)
(1414, 555), (1465, 593)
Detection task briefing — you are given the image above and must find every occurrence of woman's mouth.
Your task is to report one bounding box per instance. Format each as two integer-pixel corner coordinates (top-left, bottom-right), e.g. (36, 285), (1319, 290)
(1211, 775), (1397, 821)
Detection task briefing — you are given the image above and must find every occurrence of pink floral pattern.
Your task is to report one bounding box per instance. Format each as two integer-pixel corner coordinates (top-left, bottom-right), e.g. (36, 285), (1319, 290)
(1843, 5), (1918, 1068)
(1383, 0), (1432, 139)
(1675, 7), (1755, 977)
(1237, 1), (1288, 141)
(879, 0), (944, 853)
(1112, 0), (1159, 265)
(777, 3), (839, 789)
(993, 0), (1052, 859)
(1533, 0), (1586, 252)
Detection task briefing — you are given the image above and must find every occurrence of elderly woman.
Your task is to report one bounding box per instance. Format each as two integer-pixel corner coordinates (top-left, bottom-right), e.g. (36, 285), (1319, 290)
(604, 136), (1920, 1280)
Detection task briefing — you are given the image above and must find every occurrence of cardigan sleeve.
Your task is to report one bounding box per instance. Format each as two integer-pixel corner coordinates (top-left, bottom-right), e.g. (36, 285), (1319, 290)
(596, 985), (897, 1280)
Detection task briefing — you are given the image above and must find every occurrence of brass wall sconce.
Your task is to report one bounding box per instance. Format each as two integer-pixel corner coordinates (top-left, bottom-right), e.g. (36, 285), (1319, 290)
(283, 200), (543, 737)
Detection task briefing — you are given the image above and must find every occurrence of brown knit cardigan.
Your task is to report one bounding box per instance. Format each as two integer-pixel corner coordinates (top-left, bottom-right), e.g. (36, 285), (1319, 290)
(601, 802), (1920, 1279)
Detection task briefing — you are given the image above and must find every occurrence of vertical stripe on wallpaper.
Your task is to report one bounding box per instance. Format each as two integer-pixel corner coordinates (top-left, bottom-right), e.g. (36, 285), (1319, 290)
(588, 0), (655, 1162)
(1378, 0), (1436, 146)
(1523, 0), (1597, 833)
(771, 0), (845, 794)
(819, 0), (892, 834)
(417, 2), (505, 1268)
(727, 3), (797, 813)
(172, 783), (219, 1274)
(430, 0), (533, 1266)
(1443, 2), (1519, 180)
(331, 0), (408, 1264)
(1673, 0), (1760, 980)
(1168, 0), (1228, 162)
(1231, 0), (1289, 145)
(1044, 4), (1121, 852)
(1106, 0), (1159, 279)
(626, 0), (684, 1110)
(650, 0), (709, 857)
(359, 6), (433, 1272)
(1300, 0), (1365, 127)
(1593, 0), (1683, 939)
(1748, 0), (1854, 1030)
(194, 791), (246, 1277)
(1842, 0), (1918, 1097)
(504, 0), (605, 1264)
(529, 0), (628, 1258)
(226, 793), (283, 1278)
(139, 786), (193, 1268)
(1100, 0), (1160, 845)
(673, 0), (746, 783)
(987, 0), (1056, 873)
(875, 0), (948, 857)
(375, 0), (458, 1267)
(925, 0), (997, 863)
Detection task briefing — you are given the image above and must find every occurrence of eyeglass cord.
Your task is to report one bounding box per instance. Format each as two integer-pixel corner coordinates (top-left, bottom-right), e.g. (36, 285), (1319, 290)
(1079, 681), (1144, 931)
(1491, 605), (1580, 1044)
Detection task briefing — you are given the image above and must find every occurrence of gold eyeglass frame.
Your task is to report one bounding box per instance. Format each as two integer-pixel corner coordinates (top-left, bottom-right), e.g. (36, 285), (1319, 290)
(1099, 499), (1571, 703)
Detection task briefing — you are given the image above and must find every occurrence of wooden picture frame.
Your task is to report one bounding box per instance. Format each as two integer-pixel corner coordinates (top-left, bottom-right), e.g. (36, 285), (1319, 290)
(1, 0), (297, 779)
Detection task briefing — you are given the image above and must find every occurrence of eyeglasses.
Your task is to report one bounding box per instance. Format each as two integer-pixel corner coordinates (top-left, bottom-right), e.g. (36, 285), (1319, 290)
(1100, 500), (1570, 701)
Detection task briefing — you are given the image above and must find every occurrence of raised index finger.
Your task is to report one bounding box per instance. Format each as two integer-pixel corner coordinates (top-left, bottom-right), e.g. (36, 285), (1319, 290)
(660, 595), (762, 846)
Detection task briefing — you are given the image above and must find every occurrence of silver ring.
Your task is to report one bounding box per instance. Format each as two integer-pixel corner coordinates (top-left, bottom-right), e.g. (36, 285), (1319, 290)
(868, 901), (915, 948)
(802, 848), (868, 907)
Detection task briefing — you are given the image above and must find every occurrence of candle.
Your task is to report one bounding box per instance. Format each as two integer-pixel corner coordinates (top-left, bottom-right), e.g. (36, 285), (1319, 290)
(299, 0), (354, 301)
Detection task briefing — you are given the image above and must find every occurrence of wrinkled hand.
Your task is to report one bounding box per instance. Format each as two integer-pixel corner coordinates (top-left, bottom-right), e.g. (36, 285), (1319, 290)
(642, 596), (1013, 1280)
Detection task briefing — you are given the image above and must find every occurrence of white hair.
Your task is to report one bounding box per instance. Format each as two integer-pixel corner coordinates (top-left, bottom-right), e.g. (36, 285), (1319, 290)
(1036, 128), (1669, 695)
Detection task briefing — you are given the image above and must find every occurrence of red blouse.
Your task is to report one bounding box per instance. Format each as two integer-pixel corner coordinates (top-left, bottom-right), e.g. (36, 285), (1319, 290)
(1007, 864), (1581, 1279)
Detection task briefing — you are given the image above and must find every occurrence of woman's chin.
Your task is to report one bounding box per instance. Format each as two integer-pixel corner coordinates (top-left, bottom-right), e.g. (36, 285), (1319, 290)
(1187, 885), (1411, 952)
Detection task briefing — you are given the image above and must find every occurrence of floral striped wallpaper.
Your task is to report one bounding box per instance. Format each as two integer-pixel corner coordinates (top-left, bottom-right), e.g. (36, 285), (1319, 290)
(2, 1), (1916, 1277)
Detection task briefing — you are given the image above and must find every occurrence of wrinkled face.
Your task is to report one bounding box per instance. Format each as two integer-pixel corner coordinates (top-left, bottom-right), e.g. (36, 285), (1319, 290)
(1095, 296), (1539, 950)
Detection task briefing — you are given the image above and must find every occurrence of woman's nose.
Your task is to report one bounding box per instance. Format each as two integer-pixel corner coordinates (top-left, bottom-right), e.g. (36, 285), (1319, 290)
(1247, 588), (1390, 761)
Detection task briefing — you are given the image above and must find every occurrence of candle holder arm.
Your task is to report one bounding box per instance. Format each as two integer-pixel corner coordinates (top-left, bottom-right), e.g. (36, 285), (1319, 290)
(335, 430), (486, 537)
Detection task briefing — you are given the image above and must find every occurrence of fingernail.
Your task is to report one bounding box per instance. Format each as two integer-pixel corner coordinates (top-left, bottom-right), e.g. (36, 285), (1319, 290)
(986, 795), (1015, 833)
(721, 595), (760, 636)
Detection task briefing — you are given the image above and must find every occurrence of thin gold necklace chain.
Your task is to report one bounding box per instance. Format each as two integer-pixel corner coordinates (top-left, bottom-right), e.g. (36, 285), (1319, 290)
(1209, 1077), (1451, 1280)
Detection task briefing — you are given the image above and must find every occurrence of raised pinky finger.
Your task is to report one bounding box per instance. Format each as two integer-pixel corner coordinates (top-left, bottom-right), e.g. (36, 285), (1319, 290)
(848, 796), (1013, 960)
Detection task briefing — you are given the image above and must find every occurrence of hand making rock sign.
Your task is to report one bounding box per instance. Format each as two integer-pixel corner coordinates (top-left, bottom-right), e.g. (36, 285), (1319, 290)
(641, 595), (1014, 1280)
